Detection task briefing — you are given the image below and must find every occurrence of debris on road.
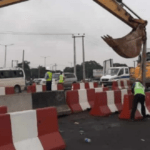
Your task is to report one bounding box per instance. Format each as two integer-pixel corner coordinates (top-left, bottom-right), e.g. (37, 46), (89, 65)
(141, 139), (145, 142)
(84, 138), (91, 143)
(74, 122), (79, 125)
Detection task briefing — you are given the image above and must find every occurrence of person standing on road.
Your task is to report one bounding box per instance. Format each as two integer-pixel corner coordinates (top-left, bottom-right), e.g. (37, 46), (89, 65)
(45, 67), (52, 91)
(131, 81), (146, 121)
(59, 72), (64, 84)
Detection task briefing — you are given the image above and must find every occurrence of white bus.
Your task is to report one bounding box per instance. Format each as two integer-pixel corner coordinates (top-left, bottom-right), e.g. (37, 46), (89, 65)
(0, 67), (26, 93)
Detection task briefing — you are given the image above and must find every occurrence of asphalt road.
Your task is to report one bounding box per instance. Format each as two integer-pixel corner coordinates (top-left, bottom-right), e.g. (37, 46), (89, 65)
(58, 111), (150, 150)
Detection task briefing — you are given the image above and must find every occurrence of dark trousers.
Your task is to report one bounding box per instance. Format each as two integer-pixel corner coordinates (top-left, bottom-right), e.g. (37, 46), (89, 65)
(131, 94), (146, 119)
(46, 81), (52, 91)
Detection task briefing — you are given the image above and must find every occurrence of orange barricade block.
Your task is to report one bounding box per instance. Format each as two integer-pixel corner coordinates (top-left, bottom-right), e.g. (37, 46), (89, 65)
(90, 92), (111, 116)
(119, 94), (142, 120)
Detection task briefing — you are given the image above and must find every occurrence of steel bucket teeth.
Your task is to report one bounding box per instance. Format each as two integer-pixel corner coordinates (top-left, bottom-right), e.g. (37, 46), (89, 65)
(102, 25), (145, 58)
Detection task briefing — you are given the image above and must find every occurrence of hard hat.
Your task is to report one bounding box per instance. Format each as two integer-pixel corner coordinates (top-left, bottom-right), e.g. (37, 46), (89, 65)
(46, 66), (50, 70)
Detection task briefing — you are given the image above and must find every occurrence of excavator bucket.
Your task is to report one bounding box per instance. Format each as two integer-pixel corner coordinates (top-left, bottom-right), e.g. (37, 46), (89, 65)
(102, 25), (145, 58)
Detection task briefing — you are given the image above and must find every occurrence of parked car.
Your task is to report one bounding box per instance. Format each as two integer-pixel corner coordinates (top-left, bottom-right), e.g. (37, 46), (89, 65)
(52, 72), (77, 89)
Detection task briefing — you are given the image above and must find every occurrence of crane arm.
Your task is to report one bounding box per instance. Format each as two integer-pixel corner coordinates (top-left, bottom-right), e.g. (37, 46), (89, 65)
(0, 0), (28, 8)
(94, 0), (147, 29)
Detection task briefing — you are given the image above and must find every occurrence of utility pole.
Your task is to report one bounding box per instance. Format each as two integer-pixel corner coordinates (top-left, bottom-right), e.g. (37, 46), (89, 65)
(72, 34), (86, 81)
(72, 35), (76, 76)
(55, 63), (57, 72)
(41, 56), (50, 67)
(0, 44), (14, 68)
(22, 50), (25, 71)
(82, 34), (86, 82)
(38, 65), (40, 78)
(12, 60), (18, 68)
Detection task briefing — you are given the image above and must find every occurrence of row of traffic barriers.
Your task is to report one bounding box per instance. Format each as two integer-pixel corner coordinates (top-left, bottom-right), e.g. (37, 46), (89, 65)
(90, 89), (131, 116)
(72, 82), (98, 90)
(66, 87), (109, 113)
(0, 87), (15, 96)
(112, 80), (131, 90)
(27, 84), (64, 93)
(0, 107), (66, 150)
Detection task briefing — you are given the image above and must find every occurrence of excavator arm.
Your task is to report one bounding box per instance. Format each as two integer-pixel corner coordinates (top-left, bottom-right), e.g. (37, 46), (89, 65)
(94, 0), (147, 58)
(0, 0), (28, 8)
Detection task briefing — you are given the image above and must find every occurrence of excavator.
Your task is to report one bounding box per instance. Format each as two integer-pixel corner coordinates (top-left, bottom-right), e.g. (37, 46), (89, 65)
(93, 0), (147, 86)
(0, 0), (28, 8)
(0, 0), (148, 86)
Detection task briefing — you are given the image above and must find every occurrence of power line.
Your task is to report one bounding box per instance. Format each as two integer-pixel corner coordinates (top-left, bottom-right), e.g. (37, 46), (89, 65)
(0, 32), (73, 35)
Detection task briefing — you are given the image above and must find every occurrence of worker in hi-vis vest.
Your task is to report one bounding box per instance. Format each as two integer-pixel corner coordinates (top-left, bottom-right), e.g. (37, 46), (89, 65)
(131, 81), (146, 121)
(59, 72), (64, 83)
(45, 67), (52, 91)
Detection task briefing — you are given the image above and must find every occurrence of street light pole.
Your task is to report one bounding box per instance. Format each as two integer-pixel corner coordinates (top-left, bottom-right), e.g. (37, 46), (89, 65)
(41, 56), (50, 67)
(0, 44), (14, 68)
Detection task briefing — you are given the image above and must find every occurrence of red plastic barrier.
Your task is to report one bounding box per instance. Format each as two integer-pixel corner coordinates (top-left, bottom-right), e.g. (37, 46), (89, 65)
(127, 80), (131, 88)
(66, 90), (82, 113)
(57, 84), (64, 90)
(5, 87), (15, 95)
(0, 107), (66, 150)
(0, 106), (7, 114)
(72, 83), (80, 90)
(112, 81), (119, 90)
(114, 91), (122, 112)
(121, 81), (125, 89)
(37, 107), (66, 150)
(90, 92), (111, 116)
(146, 92), (150, 113)
(87, 89), (95, 108)
(0, 114), (16, 150)
(119, 94), (142, 120)
(42, 85), (46, 92)
(94, 82), (98, 88)
(27, 85), (36, 93)
(85, 82), (90, 89)
(103, 87), (109, 91)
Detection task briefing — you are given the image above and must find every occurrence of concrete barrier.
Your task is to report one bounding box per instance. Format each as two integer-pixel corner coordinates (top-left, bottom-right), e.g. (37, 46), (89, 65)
(90, 90), (122, 116)
(0, 106), (7, 114)
(112, 80), (131, 90)
(0, 87), (15, 96)
(32, 91), (71, 116)
(119, 94), (143, 120)
(0, 107), (66, 150)
(66, 88), (108, 113)
(72, 82), (99, 90)
(0, 93), (32, 113)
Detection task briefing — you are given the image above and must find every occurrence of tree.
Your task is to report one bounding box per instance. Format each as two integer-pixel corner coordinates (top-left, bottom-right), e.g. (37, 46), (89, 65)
(63, 60), (103, 81)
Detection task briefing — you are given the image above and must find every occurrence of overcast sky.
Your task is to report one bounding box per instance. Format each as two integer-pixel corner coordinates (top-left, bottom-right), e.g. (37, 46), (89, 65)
(0, 0), (149, 70)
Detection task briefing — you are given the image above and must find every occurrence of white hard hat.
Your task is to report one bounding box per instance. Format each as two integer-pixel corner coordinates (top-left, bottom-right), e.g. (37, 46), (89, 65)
(46, 66), (50, 70)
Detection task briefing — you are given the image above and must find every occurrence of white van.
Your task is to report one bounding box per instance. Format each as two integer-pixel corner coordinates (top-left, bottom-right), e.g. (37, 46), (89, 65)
(0, 68), (26, 93)
(101, 67), (130, 86)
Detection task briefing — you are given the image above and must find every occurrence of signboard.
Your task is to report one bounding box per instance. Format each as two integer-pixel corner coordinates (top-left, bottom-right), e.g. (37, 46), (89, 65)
(103, 59), (113, 76)
(0, 0), (28, 8)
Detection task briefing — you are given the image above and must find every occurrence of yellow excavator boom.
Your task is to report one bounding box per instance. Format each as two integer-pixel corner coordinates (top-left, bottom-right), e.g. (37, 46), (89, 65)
(94, 0), (147, 29)
(94, 0), (147, 58)
(0, 0), (28, 8)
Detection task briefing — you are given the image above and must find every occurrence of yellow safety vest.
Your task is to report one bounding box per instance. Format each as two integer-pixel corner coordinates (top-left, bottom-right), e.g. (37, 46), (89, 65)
(46, 71), (52, 81)
(134, 82), (145, 96)
(59, 75), (64, 83)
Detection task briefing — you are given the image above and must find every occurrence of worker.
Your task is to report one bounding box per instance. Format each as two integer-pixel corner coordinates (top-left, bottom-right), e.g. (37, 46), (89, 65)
(45, 67), (52, 91)
(131, 80), (146, 121)
(59, 72), (64, 83)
